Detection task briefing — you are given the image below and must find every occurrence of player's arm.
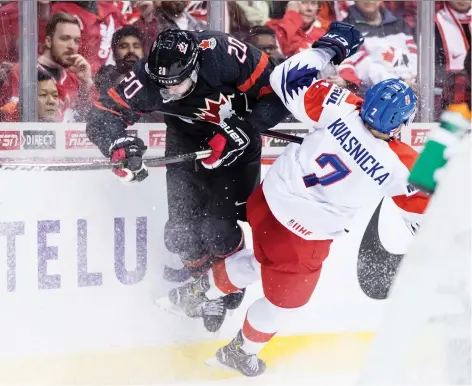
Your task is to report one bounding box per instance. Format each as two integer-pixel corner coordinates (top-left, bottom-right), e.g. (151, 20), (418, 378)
(270, 22), (364, 129)
(217, 34), (288, 131)
(386, 140), (431, 234)
(270, 48), (337, 127)
(86, 60), (156, 182)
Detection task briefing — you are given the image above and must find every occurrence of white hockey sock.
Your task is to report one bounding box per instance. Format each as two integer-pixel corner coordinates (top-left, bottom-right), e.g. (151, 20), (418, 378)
(241, 297), (294, 355)
(206, 248), (261, 300)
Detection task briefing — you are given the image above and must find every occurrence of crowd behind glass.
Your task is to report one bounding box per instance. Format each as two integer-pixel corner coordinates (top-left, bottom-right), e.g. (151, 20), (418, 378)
(0, 0), (470, 123)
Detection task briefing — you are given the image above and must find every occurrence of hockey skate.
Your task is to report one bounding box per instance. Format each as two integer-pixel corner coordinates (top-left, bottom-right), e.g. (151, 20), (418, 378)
(207, 330), (266, 377)
(163, 279), (227, 332)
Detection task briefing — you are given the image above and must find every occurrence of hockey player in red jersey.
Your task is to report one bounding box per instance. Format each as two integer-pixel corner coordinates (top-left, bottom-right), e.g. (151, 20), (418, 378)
(176, 22), (431, 377)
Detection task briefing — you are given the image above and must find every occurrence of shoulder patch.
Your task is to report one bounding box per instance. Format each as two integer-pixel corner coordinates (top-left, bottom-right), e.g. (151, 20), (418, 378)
(199, 38), (217, 50)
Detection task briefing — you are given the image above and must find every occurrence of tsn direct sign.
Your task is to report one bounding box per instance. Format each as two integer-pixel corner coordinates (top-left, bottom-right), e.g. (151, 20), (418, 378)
(65, 129), (138, 149)
(0, 131), (21, 150)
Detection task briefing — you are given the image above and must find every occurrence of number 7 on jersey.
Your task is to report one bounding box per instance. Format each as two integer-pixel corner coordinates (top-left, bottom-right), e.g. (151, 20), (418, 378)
(303, 153), (351, 188)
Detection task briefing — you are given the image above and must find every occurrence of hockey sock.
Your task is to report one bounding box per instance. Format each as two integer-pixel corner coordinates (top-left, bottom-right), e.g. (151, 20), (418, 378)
(205, 248), (261, 300)
(240, 297), (288, 355)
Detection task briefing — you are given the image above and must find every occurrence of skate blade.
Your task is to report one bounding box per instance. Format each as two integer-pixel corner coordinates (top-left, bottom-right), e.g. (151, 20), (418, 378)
(154, 296), (187, 318)
(204, 356), (241, 374)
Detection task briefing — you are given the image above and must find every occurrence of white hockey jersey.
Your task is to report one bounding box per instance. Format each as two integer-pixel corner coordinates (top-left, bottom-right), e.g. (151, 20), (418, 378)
(265, 48), (429, 240)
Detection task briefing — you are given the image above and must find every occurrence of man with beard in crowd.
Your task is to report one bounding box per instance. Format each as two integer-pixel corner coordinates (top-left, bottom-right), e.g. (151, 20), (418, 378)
(50, 1), (125, 74)
(0, 12), (93, 121)
(94, 25), (144, 94)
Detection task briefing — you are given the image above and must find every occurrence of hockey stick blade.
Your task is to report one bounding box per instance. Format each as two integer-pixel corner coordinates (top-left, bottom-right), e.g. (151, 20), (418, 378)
(0, 149), (212, 172)
(357, 199), (404, 300)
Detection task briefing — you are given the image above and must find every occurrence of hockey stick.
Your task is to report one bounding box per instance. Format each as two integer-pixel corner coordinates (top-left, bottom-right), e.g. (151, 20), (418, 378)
(148, 109), (305, 145)
(0, 149), (212, 172)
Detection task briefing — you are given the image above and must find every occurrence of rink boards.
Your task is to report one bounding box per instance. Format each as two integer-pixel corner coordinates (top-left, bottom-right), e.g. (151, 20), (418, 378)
(0, 122), (435, 384)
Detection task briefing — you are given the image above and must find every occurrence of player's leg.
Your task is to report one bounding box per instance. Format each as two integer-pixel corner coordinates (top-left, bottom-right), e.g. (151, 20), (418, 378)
(166, 147), (261, 329)
(186, 248), (262, 301)
(163, 128), (229, 322)
(164, 127), (210, 276)
(201, 158), (261, 311)
(214, 185), (333, 376)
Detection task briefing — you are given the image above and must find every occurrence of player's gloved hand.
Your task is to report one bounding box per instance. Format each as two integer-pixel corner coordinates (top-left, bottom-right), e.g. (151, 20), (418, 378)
(201, 115), (251, 169)
(312, 21), (364, 65)
(109, 136), (149, 183)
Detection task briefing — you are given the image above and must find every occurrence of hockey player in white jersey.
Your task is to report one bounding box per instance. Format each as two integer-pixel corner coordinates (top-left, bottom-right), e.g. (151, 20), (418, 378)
(177, 22), (431, 377)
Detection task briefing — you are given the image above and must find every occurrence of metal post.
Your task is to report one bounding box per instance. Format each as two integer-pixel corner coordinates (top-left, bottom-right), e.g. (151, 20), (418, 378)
(19, 0), (38, 122)
(416, 1), (435, 122)
(207, 1), (226, 32)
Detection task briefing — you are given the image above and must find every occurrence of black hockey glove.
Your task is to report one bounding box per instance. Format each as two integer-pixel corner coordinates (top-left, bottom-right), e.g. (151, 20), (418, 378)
(201, 115), (251, 169)
(312, 21), (364, 65)
(109, 136), (149, 183)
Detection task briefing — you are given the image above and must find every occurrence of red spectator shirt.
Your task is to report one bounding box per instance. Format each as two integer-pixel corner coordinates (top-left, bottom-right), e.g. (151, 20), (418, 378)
(113, 1), (141, 24)
(0, 1), (48, 63)
(50, 2), (125, 74)
(266, 11), (327, 58)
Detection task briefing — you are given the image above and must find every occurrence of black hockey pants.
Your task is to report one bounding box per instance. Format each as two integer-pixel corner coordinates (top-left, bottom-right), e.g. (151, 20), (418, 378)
(164, 126), (261, 274)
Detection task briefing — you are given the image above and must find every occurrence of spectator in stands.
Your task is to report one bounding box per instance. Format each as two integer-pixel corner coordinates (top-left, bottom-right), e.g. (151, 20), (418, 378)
(383, 1), (444, 35)
(134, 1), (206, 54)
(244, 26), (285, 64)
(0, 62), (13, 106)
(0, 12), (93, 122)
(50, 1), (125, 74)
(266, 1), (327, 58)
(39, 12), (93, 119)
(237, 1), (271, 28)
(227, 1), (253, 40)
(331, 1), (417, 95)
(435, 0), (471, 83)
(317, 1), (351, 23)
(37, 71), (60, 122)
(435, 0), (471, 118)
(186, 1), (207, 23)
(465, 48), (471, 110)
(0, 0), (50, 63)
(94, 25), (144, 94)
(114, 1), (153, 24)
(0, 70), (59, 122)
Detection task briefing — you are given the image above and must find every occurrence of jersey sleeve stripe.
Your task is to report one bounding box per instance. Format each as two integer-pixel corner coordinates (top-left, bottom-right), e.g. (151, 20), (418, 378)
(93, 101), (121, 117)
(388, 139), (430, 214)
(237, 52), (269, 93)
(107, 88), (132, 109)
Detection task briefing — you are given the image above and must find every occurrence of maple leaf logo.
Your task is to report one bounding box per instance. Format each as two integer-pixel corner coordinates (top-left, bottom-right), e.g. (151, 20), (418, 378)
(194, 94), (235, 125)
(382, 47), (395, 63)
(281, 63), (318, 104)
